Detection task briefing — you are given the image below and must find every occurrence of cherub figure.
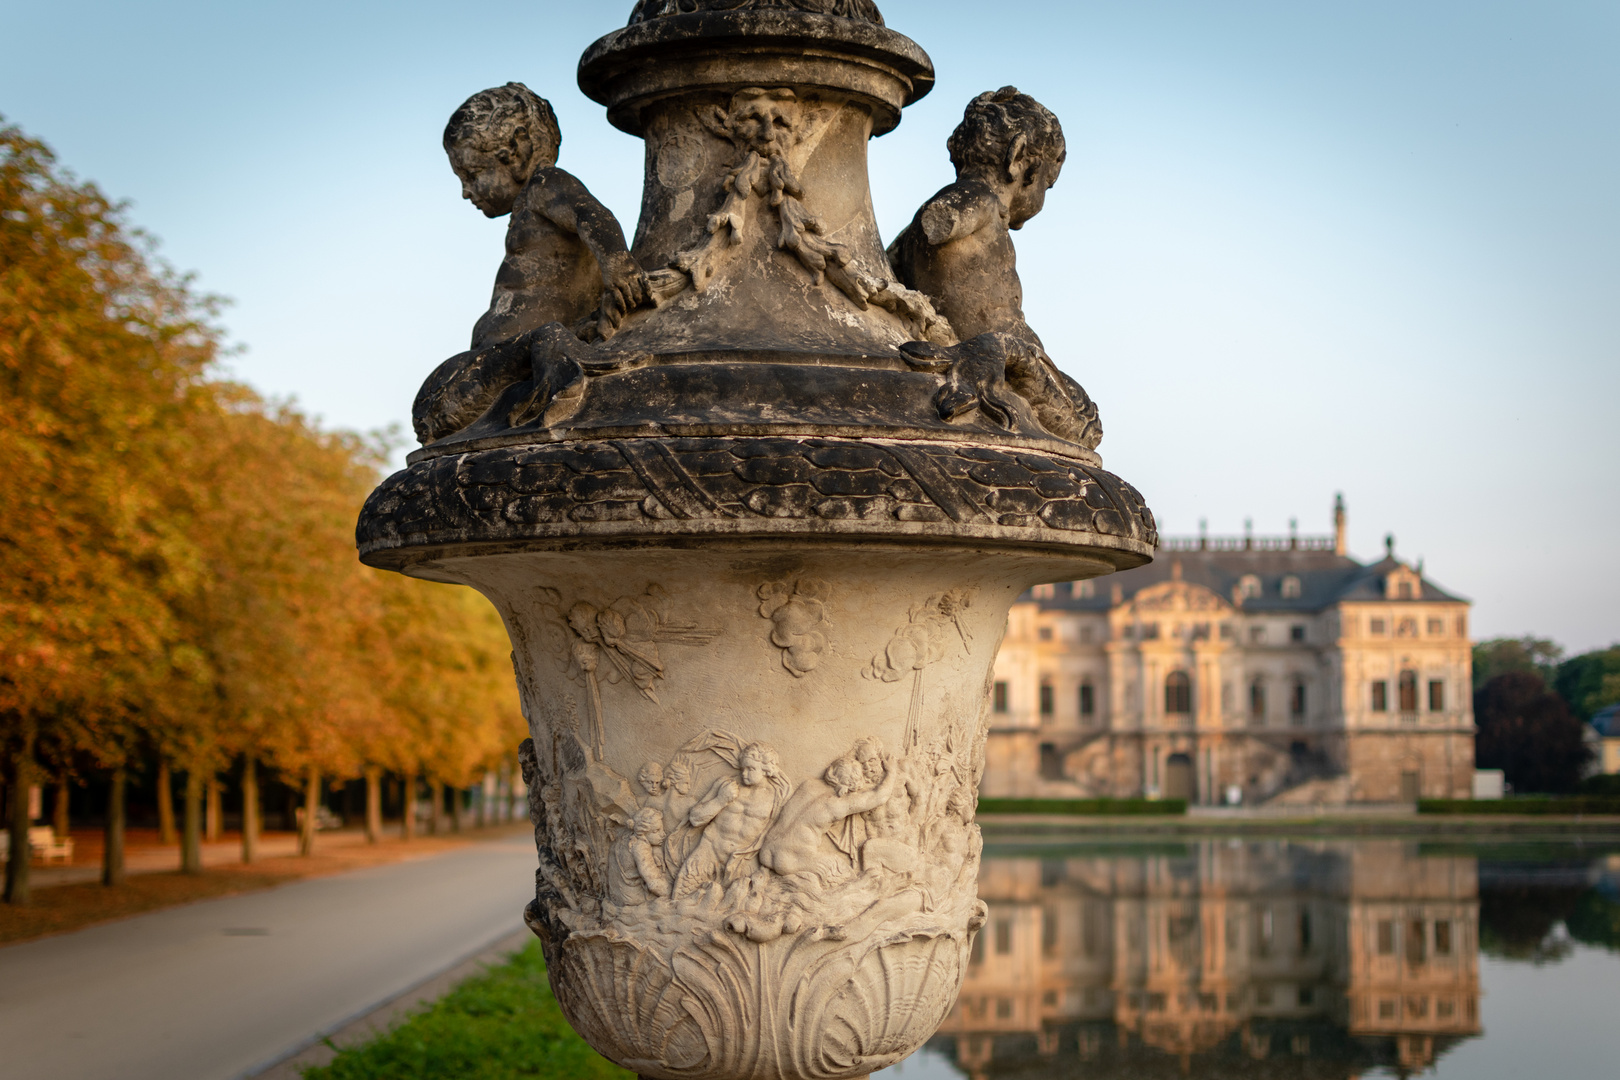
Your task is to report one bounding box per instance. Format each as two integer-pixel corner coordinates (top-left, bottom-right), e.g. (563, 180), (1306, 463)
(448, 81), (647, 347)
(413, 82), (649, 444)
(672, 743), (791, 898)
(607, 807), (671, 907)
(888, 87), (1101, 448)
(758, 750), (903, 886)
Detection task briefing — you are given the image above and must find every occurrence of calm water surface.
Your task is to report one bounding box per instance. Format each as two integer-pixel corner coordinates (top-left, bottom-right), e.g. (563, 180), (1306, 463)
(875, 835), (1620, 1080)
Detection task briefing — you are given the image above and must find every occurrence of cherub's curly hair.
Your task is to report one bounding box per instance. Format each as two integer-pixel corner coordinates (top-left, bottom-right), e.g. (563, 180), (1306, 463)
(947, 86), (1064, 174)
(443, 81), (560, 156)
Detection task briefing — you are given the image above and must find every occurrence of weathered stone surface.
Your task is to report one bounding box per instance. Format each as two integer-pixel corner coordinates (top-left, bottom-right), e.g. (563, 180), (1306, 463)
(356, 8), (1157, 1080)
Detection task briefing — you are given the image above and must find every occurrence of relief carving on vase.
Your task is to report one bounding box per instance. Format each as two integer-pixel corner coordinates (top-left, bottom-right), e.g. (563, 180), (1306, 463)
(757, 578), (833, 678)
(518, 704), (987, 1080)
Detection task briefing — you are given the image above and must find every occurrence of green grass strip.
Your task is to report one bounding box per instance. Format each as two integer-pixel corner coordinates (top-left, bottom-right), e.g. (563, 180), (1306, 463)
(1418, 797), (1620, 816)
(977, 797), (1187, 816)
(303, 942), (630, 1080)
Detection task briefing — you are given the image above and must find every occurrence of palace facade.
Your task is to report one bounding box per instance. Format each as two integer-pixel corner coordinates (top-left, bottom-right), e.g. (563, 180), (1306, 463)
(934, 841), (1481, 1078)
(984, 498), (1474, 804)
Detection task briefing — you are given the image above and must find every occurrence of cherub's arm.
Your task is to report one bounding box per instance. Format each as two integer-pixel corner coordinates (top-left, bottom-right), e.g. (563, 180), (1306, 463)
(828, 757), (903, 820)
(688, 778), (739, 827)
(529, 167), (649, 335)
(916, 181), (1002, 248)
(632, 839), (670, 898)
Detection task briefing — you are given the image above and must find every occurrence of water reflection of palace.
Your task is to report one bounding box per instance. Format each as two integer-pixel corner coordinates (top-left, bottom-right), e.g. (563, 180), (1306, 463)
(934, 841), (1480, 1078)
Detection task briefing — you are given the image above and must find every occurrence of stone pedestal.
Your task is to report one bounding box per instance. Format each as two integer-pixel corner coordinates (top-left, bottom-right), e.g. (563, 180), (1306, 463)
(358, 7), (1154, 1079)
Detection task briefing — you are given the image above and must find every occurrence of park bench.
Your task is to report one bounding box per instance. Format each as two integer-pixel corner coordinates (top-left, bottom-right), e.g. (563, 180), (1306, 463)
(0, 827), (75, 864)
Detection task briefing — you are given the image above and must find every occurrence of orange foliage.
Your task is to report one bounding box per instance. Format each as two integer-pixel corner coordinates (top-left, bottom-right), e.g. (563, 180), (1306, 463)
(0, 119), (523, 792)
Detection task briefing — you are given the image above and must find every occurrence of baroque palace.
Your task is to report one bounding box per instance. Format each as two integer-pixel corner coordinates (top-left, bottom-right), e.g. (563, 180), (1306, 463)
(985, 497), (1474, 804)
(933, 842), (1481, 1078)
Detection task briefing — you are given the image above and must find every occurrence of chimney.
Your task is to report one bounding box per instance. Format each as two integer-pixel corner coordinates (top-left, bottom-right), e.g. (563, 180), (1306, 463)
(1333, 493), (1347, 556)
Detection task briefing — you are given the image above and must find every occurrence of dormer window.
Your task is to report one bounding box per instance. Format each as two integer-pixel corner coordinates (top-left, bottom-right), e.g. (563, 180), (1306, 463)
(1281, 576), (1302, 599)
(1032, 583), (1056, 601)
(1385, 568), (1422, 600)
(1239, 575), (1262, 600)
(1076, 580), (1096, 599)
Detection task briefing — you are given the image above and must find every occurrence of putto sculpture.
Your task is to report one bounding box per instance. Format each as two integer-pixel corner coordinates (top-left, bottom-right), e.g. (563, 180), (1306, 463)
(358, 4), (1155, 1079)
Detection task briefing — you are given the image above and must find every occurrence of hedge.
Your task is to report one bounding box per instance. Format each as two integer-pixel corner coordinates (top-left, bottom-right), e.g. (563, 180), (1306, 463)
(1418, 797), (1620, 816)
(977, 798), (1188, 816)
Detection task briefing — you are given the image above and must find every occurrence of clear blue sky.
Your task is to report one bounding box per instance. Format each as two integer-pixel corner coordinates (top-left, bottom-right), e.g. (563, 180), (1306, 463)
(3, 1), (1616, 653)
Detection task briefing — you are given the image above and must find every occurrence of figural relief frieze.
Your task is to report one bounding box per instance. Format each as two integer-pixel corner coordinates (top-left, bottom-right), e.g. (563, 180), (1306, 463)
(757, 578), (833, 678)
(518, 707), (986, 1080)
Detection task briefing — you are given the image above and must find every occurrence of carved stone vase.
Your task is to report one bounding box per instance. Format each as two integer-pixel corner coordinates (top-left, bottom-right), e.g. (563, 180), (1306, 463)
(357, 8), (1154, 1080)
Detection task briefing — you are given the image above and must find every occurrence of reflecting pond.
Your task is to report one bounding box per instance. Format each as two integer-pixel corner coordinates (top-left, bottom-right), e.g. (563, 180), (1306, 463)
(876, 835), (1620, 1079)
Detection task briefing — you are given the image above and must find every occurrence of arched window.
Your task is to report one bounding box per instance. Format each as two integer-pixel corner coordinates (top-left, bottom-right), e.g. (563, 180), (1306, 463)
(1165, 671), (1192, 714)
(1281, 575), (1302, 599)
(1398, 670), (1419, 712)
(1250, 678), (1267, 723)
(1239, 575), (1262, 600)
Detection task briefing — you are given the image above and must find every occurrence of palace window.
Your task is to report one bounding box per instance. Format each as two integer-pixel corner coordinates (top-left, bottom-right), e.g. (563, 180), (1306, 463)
(1039, 681), (1055, 718)
(1038, 626), (1053, 641)
(1398, 580), (1416, 599)
(1239, 575), (1262, 600)
(1039, 742), (1062, 779)
(1076, 579), (1096, 599)
(1281, 575), (1302, 599)
(1435, 921), (1452, 955)
(1079, 680), (1095, 718)
(1370, 618), (1387, 635)
(1142, 622), (1161, 640)
(1250, 679), (1267, 723)
(993, 681), (1009, 713)
(1371, 681), (1389, 712)
(1250, 625), (1267, 644)
(1291, 680), (1307, 723)
(1032, 583), (1056, 600)
(1399, 670), (1419, 712)
(1165, 671), (1192, 715)
(1427, 618), (1445, 636)
(1220, 623), (1236, 641)
(1397, 618), (1417, 637)
(1291, 624), (1306, 643)
(1429, 680), (1445, 712)
(1080, 624), (1093, 644)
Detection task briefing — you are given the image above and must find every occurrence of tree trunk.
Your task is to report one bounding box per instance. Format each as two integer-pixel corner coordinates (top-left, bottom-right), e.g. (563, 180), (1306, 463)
(476, 773), (489, 829)
(299, 771), (319, 857)
(181, 770), (203, 874)
(403, 773), (417, 841)
(450, 785), (463, 833)
(205, 776), (223, 842)
(5, 735), (35, 905)
(365, 766), (382, 844)
(53, 773), (71, 839)
(241, 756), (260, 864)
(156, 758), (176, 846)
(430, 779), (443, 836)
(103, 768), (126, 887)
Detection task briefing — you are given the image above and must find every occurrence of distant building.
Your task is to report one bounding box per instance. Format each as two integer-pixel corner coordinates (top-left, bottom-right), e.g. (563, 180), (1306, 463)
(934, 841), (1480, 1078)
(984, 497), (1474, 804)
(1590, 705), (1620, 775)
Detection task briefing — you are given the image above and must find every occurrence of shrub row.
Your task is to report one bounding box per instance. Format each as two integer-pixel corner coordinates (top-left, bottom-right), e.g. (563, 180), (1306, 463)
(977, 798), (1188, 817)
(1418, 798), (1620, 816)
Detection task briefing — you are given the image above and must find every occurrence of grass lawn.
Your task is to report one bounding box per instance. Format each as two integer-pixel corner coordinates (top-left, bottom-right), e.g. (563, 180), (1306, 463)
(304, 942), (631, 1080)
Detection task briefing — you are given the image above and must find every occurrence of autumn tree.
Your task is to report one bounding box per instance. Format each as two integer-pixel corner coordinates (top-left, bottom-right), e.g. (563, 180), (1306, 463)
(1, 119), (221, 901)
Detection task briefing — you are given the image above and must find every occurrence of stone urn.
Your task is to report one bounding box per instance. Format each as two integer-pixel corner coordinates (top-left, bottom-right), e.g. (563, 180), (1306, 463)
(357, 5), (1154, 1079)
